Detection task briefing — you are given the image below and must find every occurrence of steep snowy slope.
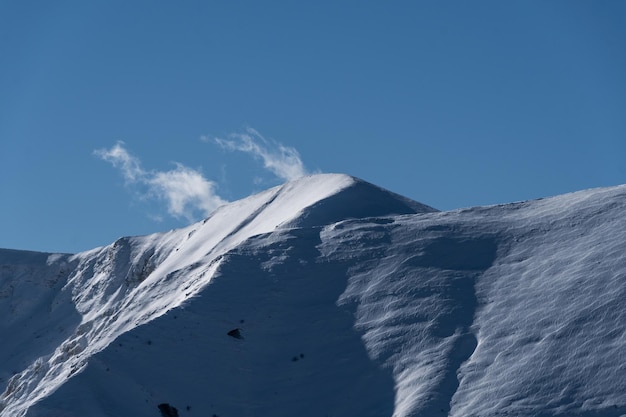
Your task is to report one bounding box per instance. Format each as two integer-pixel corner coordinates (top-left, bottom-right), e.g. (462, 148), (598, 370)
(1, 174), (626, 417)
(0, 250), (77, 393)
(0, 174), (434, 417)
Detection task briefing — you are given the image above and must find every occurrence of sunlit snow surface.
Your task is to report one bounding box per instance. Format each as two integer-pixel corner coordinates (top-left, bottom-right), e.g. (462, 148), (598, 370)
(1, 174), (625, 417)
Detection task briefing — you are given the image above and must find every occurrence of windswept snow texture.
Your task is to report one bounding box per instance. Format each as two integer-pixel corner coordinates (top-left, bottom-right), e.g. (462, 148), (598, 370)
(1, 173), (626, 417)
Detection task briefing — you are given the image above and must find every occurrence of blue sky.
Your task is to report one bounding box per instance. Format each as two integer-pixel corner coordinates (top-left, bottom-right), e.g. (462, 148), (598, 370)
(1, 1), (625, 253)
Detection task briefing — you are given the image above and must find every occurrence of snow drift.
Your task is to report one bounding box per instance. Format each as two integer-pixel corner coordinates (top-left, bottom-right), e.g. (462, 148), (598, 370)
(1, 173), (625, 417)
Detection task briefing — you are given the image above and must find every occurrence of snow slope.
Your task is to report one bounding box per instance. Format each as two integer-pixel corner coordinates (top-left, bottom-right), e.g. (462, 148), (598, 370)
(1, 173), (626, 417)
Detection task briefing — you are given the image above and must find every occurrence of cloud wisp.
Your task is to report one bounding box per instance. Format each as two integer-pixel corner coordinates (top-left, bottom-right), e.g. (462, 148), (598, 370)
(206, 128), (311, 182)
(96, 130), (312, 224)
(95, 142), (227, 222)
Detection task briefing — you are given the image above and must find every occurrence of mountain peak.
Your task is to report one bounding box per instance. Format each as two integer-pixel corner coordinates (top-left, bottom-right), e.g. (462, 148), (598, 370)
(185, 173), (434, 257)
(275, 173), (437, 229)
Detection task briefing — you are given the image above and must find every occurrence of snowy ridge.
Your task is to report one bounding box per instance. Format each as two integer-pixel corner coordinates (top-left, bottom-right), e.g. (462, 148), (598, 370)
(0, 174), (432, 417)
(1, 176), (626, 417)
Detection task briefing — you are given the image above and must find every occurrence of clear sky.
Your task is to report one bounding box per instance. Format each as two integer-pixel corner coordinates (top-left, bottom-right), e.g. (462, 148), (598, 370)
(1, 1), (625, 254)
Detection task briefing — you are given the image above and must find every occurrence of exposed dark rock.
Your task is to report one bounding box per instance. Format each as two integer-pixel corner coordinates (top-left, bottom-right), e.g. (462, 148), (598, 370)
(157, 403), (179, 417)
(227, 328), (243, 339)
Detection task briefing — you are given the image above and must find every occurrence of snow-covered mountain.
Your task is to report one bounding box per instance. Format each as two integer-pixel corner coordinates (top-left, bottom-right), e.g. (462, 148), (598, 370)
(1, 173), (625, 417)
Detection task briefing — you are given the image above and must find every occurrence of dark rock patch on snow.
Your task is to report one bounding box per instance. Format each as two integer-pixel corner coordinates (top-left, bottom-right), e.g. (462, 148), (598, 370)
(157, 403), (179, 417)
(227, 328), (243, 339)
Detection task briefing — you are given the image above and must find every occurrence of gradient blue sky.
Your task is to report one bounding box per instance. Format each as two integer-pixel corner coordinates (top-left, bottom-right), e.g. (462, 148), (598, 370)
(1, 1), (625, 253)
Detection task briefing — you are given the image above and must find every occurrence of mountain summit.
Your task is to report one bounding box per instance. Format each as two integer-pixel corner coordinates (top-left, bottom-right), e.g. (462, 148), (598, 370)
(1, 174), (625, 417)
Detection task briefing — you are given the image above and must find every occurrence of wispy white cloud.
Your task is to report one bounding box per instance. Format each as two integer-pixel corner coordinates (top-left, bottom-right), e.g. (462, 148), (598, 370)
(96, 129), (312, 223)
(94, 141), (143, 183)
(94, 142), (227, 221)
(148, 164), (226, 221)
(205, 128), (310, 181)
